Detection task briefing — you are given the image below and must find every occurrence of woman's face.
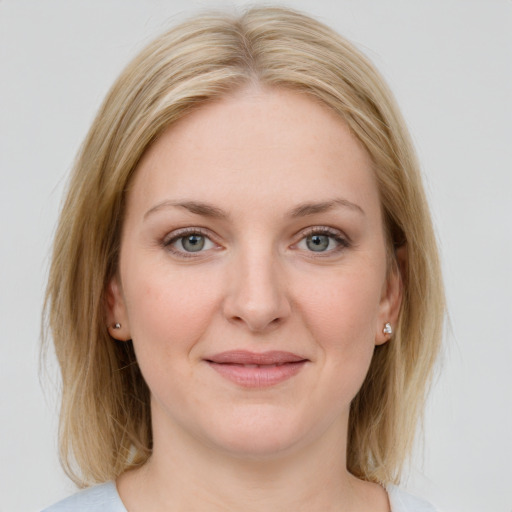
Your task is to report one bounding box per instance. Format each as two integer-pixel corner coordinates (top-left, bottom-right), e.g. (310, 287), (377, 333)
(108, 87), (401, 459)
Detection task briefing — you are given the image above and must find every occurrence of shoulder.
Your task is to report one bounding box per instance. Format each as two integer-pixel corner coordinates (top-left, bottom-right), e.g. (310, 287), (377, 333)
(387, 485), (440, 512)
(41, 482), (126, 512)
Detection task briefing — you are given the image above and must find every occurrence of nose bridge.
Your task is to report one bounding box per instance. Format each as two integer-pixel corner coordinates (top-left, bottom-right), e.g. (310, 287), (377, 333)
(224, 240), (290, 332)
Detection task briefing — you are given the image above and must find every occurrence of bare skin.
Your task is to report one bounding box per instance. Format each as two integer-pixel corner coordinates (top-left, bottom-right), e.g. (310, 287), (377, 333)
(109, 86), (400, 511)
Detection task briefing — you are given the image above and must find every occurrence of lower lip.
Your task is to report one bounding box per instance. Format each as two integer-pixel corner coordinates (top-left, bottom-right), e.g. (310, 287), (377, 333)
(207, 361), (307, 387)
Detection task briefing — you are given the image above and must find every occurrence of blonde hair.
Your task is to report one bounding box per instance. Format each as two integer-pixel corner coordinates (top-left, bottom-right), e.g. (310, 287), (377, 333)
(44, 6), (444, 487)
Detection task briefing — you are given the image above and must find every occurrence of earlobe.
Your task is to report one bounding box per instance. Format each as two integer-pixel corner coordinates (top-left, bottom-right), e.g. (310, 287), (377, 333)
(375, 245), (406, 345)
(106, 276), (131, 341)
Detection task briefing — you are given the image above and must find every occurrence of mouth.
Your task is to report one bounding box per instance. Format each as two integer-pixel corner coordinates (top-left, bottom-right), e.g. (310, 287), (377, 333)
(205, 350), (309, 388)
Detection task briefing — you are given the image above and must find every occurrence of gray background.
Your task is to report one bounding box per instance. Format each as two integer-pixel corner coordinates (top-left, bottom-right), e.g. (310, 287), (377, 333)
(0, 1), (511, 511)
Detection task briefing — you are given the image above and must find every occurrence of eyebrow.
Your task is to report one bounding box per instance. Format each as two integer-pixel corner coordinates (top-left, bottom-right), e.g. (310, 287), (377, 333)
(144, 200), (228, 220)
(144, 197), (365, 220)
(289, 198), (365, 217)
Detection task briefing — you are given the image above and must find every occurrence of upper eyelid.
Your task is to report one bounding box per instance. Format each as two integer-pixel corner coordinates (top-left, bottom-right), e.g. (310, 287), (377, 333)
(296, 225), (349, 241)
(300, 226), (340, 235)
(163, 227), (214, 244)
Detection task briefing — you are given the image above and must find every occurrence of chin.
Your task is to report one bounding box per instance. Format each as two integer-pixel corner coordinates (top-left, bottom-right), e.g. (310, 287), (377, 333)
(196, 405), (326, 460)
(211, 431), (304, 461)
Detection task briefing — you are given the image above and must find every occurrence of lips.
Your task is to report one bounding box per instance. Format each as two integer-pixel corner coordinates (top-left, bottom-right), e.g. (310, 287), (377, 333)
(205, 350), (308, 387)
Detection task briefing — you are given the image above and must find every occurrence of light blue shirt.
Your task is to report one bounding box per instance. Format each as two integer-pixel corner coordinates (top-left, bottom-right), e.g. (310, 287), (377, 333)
(42, 481), (439, 511)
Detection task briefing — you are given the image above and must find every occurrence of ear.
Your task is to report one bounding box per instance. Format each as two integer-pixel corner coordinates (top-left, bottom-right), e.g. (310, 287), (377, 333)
(375, 245), (406, 345)
(105, 275), (131, 341)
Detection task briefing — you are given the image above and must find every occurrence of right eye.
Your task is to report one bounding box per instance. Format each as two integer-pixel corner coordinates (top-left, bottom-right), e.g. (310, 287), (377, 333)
(164, 229), (217, 256)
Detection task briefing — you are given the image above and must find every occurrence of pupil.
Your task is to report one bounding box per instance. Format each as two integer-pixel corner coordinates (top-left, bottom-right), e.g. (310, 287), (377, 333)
(307, 234), (329, 251)
(182, 235), (204, 252)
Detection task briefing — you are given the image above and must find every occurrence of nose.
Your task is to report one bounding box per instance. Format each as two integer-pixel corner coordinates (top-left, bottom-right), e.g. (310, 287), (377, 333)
(222, 249), (291, 333)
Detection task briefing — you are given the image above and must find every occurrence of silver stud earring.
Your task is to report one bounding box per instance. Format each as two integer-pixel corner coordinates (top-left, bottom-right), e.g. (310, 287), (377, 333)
(114, 323), (121, 329)
(383, 322), (393, 335)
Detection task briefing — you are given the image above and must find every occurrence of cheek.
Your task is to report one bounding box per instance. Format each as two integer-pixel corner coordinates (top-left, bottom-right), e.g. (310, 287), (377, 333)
(121, 260), (221, 374)
(295, 264), (384, 388)
(298, 264), (383, 340)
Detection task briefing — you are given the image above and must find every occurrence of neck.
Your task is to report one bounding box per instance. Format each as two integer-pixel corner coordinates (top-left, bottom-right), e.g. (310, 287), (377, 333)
(117, 413), (387, 511)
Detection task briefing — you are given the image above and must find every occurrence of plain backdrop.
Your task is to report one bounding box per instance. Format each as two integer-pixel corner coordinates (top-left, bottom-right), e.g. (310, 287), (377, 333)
(0, 1), (511, 511)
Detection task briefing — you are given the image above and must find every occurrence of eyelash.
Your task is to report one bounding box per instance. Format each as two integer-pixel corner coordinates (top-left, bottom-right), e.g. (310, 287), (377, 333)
(161, 226), (350, 258)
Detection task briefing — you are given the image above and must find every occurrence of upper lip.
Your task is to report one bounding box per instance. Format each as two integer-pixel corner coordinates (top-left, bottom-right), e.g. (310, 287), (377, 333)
(206, 350), (307, 365)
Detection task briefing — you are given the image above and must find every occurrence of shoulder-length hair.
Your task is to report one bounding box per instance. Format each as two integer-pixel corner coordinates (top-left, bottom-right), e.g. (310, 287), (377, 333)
(44, 6), (444, 487)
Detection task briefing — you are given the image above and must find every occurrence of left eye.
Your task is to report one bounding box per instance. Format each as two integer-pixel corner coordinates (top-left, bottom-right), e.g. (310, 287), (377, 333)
(297, 232), (346, 253)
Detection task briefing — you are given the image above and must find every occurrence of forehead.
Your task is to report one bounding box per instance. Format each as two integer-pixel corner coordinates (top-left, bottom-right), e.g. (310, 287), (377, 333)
(128, 86), (380, 221)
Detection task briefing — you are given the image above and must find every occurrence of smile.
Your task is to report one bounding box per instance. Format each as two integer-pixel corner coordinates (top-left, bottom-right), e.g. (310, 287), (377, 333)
(205, 350), (308, 388)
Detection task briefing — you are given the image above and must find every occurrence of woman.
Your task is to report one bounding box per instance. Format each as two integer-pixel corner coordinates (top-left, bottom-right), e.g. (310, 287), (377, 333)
(42, 6), (444, 511)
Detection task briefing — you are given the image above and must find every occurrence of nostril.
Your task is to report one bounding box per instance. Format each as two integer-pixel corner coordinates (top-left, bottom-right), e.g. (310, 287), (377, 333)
(228, 312), (283, 333)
